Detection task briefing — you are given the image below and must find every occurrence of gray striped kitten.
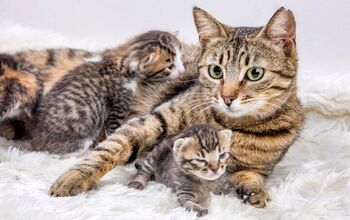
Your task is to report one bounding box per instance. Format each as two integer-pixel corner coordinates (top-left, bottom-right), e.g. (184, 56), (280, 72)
(128, 124), (232, 217)
(29, 30), (184, 154)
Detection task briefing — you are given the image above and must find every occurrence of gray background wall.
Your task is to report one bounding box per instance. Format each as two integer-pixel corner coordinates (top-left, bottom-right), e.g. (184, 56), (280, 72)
(0, 0), (349, 74)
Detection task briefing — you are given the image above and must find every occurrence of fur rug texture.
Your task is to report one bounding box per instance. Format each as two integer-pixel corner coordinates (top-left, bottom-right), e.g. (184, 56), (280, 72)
(0, 21), (349, 220)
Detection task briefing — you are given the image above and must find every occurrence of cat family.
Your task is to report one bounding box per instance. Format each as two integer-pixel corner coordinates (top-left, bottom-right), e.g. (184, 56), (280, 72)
(49, 7), (304, 210)
(129, 124), (232, 216)
(0, 31), (199, 153)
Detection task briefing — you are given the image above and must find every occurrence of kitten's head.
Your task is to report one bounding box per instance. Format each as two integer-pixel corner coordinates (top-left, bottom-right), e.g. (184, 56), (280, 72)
(173, 125), (232, 181)
(193, 7), (297, 119)
(126, 30), (185, 80)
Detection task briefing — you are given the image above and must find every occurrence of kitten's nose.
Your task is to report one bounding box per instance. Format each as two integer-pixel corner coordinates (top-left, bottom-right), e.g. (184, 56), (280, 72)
(209, 163), (220, 173)
(221, 95), (236, 106)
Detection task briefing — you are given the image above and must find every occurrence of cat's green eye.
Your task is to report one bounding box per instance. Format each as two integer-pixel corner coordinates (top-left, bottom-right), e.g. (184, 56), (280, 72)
(246, 67), (265, 81)
(208, 65), (223, 79)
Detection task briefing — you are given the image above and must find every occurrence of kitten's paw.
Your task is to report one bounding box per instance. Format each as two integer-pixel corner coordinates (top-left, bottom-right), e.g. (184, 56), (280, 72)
(49, 169), (96, 197)
(128, 181), (145, 190)
(194, 207), (208, 217)
(236, 183), (270, 208)
(186, 204), (208, 217)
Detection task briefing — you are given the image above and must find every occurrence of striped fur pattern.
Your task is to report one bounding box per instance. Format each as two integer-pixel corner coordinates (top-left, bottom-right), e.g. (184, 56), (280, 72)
(49, 7), (304, 209)
(0, 33), (197, 142)
(128, 124), (232, 217)
(0, 54), (43, 139)
(28, 30), (184, 154)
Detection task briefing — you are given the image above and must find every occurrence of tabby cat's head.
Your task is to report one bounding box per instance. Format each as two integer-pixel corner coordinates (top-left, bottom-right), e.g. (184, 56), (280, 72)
(173, 125), (232, 181)
(124, 30), (185, 80)
(193, 7), (297, 119)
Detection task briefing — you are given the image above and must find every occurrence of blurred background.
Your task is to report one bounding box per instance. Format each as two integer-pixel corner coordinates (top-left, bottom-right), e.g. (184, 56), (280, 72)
(0, 0), (349, 74)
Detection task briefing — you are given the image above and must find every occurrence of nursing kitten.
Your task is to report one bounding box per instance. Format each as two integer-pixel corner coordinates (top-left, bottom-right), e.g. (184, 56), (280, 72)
(128, 124), (232, 217)
(0, 54), (43, 139)
(50, 7), (304, 210)
(0, 40), (199, 141)
(29, 30), (185, 154)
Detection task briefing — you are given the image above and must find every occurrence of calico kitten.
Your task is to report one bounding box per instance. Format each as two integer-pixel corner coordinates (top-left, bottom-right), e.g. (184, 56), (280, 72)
(50, 7), (304, 210)
(128, 124), (232, 217)
(29, 30), (185, 154)
(0, 54), (43, 139)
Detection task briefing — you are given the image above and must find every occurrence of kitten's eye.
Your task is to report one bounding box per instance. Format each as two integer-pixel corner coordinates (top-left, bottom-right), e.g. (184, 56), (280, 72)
(166, 58), (171, 63)
(167, 64), (174, 70)
(191, 159), (208, 166)
(219, 152), (227, 160)
(246, 67), (264, 81)
(208, 65), (223, 79)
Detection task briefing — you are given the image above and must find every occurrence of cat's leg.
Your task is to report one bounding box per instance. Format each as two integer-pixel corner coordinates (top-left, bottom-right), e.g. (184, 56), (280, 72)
(229, 170), (270, 208)
(176, 188), (208, 217)
(128, 140), (169, 190)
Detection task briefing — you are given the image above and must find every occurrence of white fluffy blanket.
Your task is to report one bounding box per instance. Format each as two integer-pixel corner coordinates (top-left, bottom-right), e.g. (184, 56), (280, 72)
(0, 21), (349, 220)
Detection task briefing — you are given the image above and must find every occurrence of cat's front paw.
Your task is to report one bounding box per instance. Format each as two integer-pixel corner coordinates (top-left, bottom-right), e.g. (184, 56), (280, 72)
(185, 203), (208, 217)
(236, 183), (270, 208)
(49, 169), (97, 197)
(128, 181), (145, 190)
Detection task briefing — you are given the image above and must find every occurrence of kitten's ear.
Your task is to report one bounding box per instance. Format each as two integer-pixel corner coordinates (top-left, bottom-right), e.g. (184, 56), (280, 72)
(173, 137), (192, 153)
(218, 129), (232, 144)
(193, 7), (230, 48)
(258, 7), (296, 56)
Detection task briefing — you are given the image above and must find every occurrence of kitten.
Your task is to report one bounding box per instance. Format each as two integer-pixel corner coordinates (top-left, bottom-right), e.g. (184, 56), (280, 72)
(0, 54), (43, 139)
(0, 39), (199, 141)
(128, 124), (232, 217)
(50, 7), (304, 210)
(29, 30), (185, 154)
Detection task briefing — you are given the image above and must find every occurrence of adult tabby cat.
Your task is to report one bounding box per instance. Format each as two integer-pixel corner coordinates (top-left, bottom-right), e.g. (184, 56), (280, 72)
(49, 7), (304, 208)
(129, 124), (232, 217)
(29, 30), (186, 154)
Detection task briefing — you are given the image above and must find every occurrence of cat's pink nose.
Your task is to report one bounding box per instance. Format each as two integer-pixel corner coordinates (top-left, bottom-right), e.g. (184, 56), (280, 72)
(209, 163), (220, 173)
(221, 95), (236, 106)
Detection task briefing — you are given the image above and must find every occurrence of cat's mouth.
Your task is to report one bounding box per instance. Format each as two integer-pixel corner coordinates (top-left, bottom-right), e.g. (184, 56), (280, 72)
(216, 97), (265, 118)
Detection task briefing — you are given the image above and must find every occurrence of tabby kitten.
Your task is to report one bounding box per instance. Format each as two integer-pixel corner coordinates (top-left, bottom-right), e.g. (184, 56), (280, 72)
(0, 39), (198, 141)
(0, 54), (43, 139)
(50, 7), (304, 210)
(128, 124), (232, 217)
(29, 30), (185, 154)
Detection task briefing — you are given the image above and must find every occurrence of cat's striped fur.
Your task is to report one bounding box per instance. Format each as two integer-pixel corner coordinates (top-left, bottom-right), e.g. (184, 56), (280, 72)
(28, 30), (185, 154)
(128, 124), (232, 217)
(50, 7), (304, 208)
(0, 40), (198, 141)
(0, 54), (43, 139)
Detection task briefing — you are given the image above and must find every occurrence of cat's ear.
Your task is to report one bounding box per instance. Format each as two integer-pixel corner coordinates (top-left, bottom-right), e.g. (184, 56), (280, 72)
(218, 129), (232, 143)
(258, 7), (296, 57)
(193, 7), (230, 48)
(173, 137), (192, 154)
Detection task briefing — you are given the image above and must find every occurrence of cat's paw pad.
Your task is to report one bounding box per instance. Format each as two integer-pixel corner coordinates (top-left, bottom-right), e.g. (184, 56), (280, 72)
(236, 184), (270, 208)
(128, 181), (145, 190)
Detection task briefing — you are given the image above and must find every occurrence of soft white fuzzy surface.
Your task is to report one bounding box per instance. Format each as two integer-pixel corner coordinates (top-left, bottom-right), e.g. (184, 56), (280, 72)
(0, 22), (349, 220)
